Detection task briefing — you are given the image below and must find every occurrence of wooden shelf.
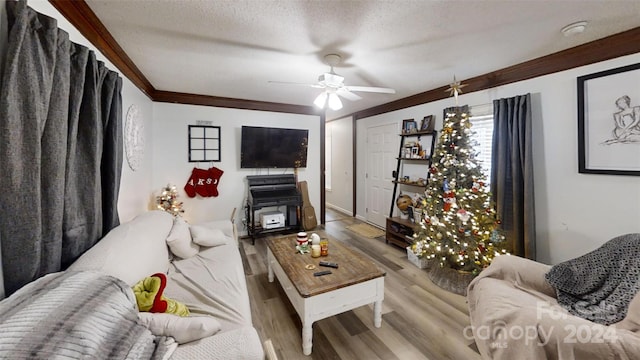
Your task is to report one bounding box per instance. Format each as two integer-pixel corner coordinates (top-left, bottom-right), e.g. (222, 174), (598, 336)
(388, 128), (437, 248)
(385, 217), (417, 248)
(249, 225), (299, 235)
(399, 130), (435, 137)
(396, 157), (431, 161)
(392, 180), (427, 187)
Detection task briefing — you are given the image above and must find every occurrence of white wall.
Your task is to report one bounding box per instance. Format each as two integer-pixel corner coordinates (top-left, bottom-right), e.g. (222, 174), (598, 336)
(151, 103), (321, 231)
(24, 1), (156, 223)
(353, 53), (640, 265)
(326, 116), (354, 215)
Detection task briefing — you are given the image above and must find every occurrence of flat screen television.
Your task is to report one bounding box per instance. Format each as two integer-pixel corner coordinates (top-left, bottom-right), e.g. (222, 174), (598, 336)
(240, 126), (308, 168)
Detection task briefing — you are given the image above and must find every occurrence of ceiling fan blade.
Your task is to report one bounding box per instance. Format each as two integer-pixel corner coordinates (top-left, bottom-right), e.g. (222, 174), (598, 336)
(345, 85), (396, 94)
(268, 80), (323, 89)
(336, 88), (362, 101)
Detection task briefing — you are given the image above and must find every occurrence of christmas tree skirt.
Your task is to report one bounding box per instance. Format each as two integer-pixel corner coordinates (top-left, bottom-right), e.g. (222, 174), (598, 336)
(427, 265), (475, 296)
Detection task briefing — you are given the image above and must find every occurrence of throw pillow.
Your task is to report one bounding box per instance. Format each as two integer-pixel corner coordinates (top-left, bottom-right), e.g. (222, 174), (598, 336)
(132, 273), (190, 316)
(189, 225), (228, 247)
(167, 217), (199, 258)
(138, 313), (221, 344)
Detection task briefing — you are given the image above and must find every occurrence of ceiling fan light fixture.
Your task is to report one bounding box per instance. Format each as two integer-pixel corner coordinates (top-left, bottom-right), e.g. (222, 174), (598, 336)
(313, 92), (328, 108)
(328, 93), (343, 110)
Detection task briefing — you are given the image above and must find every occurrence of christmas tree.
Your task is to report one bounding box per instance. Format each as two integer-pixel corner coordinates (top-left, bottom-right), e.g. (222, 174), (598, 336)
(156, 184), (185, 216)
(410, 106), (508, 275)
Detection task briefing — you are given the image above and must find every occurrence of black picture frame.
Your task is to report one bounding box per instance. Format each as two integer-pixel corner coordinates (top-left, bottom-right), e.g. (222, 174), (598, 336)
(420, 115), (434, 132)
(577, 62), (640, 176)
(188, 125), (221, 162)
(402, 119), (417, 134)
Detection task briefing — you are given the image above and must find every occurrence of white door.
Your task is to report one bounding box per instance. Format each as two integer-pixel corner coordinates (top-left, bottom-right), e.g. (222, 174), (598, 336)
(365, 123), (398, 227)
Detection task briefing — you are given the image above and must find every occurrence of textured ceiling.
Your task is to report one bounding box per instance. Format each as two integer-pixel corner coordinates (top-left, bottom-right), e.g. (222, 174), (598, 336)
(85, 0), (640, 118)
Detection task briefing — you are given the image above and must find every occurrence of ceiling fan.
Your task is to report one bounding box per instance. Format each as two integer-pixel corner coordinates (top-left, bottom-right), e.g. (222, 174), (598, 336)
(269, 54), (396, 110)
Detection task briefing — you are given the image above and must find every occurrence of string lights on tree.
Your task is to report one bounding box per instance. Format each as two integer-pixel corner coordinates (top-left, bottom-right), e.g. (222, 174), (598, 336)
(410, 78), (508, 275)
(156, 184), (184, 217)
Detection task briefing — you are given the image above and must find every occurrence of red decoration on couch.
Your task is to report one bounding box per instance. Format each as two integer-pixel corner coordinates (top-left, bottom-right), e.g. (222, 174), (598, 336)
(149, 273), (168, 313)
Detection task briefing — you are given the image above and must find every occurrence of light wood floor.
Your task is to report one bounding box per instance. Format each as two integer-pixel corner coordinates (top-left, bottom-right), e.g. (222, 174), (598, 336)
(239, 209), (481, 360)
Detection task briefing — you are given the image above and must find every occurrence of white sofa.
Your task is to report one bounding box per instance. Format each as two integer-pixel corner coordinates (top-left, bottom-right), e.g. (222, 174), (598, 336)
(467, 255), (640, 359)
(68, 210), (264, 359)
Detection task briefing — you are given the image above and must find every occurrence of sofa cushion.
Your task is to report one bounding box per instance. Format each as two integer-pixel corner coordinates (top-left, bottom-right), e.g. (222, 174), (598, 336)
(138, 313), (221, 344)
(164, 242), (252, 332)
(68, 211), (173, 286)
(170, 326), (263, 360)
(167, 217), (200, 259)
(190, 225), (228, 247)
(197, 220), (238, 246)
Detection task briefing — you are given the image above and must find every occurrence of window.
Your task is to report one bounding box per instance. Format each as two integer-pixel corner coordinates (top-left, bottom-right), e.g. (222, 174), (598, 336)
(468, 104), (494, 183)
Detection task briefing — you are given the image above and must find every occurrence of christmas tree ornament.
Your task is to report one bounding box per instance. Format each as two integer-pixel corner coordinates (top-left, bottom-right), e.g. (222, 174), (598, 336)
(472, 181), (480, 192)
(491, 230), (505, 243)
(443, 190), (456, 211)
(457, 209), (471, 223)
(445, 75), (467, 105)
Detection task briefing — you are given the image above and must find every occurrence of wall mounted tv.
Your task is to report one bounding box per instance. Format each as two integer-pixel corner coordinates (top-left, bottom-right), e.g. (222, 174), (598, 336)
(240, 126), (309, 168)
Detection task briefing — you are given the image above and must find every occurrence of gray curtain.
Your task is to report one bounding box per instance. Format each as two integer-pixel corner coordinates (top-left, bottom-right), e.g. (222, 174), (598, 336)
(0, 1), (123, 295)
(491, 93), (536, 259)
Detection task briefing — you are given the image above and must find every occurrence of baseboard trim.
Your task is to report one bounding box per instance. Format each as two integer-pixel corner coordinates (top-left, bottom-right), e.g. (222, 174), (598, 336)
(326, 203), (352, 216)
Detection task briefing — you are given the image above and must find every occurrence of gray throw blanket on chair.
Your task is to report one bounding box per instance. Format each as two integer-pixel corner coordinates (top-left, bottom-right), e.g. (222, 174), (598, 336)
(545, 233), (640, 325)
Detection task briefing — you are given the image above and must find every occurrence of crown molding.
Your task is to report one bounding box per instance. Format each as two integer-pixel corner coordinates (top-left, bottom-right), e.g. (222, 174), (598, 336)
(353, 26), (640, 120)
(49, 0), (154, 98)
(49, 1), (639, 119)
(48, 0), (318, 116)
(152, 90), (319, 115)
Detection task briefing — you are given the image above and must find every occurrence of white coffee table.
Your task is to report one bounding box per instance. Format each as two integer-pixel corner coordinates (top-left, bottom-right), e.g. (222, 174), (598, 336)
(266, 235), (385, 355)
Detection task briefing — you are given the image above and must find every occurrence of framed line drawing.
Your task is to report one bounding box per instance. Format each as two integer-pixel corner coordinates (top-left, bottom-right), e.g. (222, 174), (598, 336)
(577, 62), (640, 176)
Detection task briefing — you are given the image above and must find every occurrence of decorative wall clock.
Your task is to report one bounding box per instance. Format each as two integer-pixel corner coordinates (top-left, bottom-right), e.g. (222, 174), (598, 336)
(124, 104), (145, 171)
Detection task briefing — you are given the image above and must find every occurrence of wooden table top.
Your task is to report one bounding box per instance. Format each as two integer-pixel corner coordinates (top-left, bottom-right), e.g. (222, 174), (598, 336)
(266, 235), (386, 297)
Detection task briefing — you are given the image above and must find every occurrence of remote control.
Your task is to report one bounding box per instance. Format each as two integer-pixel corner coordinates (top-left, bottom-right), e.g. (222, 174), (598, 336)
(319, 261), (339, 268)
(314, 270), (332, 276)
